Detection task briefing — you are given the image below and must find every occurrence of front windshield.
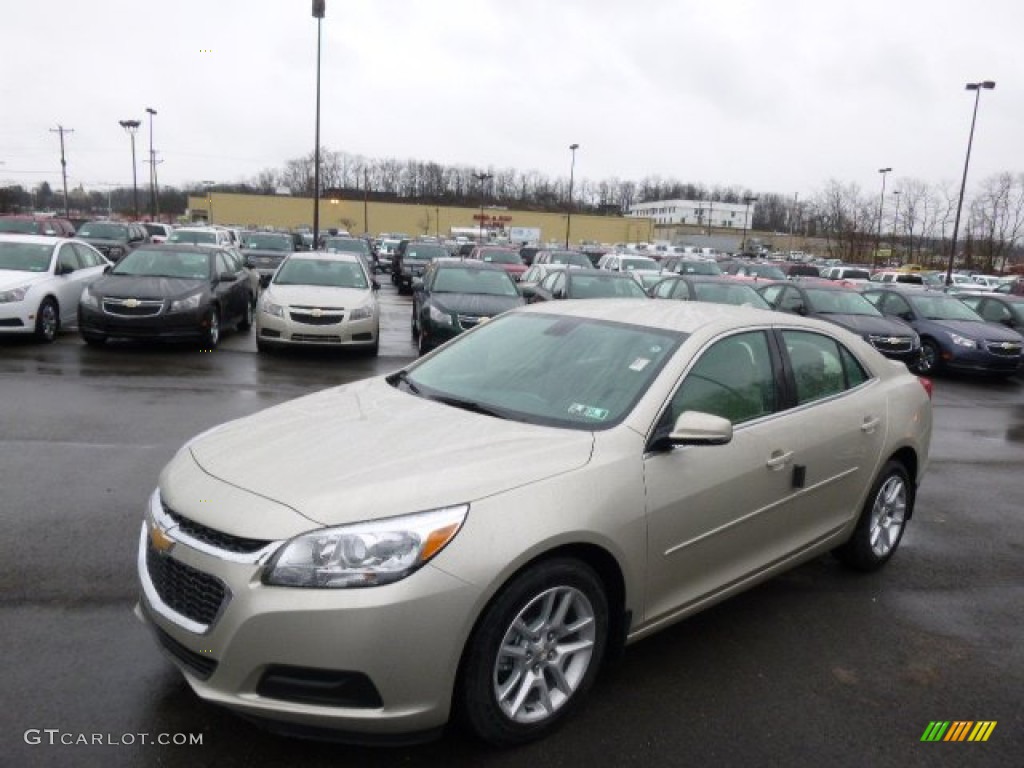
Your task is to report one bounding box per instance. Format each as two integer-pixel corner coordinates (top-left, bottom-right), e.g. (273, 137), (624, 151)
(404, 244), (446, 262)
(401, 313), (684, 430)
(324, 238), (370, 256)
(568, 274), (648, 299)
(479, 250), (523, 265)
(433, 267), (518, 296)
(691, 282), (771, 308)
(168, 230), (217, 245)
(78, 222), (127, 240)
(675, 260), (721, 275)
(908, 294), (984, 321)
(549, 251), (590, 267)
(0, 242), (53, 272)
(274, 258), (368, 289)
(112, 249), (210, 279)
(806, 289), (881, 316)
(0, 219), (39, 234)
(622, 257), (659, 271)
(243, 234), (292, 251)
(750, 264), (787, 280)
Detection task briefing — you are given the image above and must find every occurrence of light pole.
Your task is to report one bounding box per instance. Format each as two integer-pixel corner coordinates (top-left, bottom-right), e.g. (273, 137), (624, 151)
(145, 108), (159, 219)
(946, 80), (995, 285)
(740, 195), (758, 252)
(362, 168), (369, 235)
(118, 119), (141, 219)
(311, 0), (326, 249)
(203, 180), (215, 224)
(565, 143), (579, 249)
(473, 172), (492, 242)
(891, 190), (901, 264)
(874, 167), (892, 267)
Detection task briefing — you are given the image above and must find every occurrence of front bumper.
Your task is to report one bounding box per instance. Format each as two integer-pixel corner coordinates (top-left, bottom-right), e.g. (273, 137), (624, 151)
(135, 500), (480, 737)
(943, 344), (1022, 373)
(256, 307), (378, 348)
(78, 303), (210, 341)
(0, 300), (35, 334)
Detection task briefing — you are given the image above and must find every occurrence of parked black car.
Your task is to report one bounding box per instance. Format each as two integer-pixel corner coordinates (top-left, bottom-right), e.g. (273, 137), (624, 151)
(411, 259), (524, 355)
(862, 286), (1023, 375)
(393, 241), (448, 293)
(240, 231), (296, 287)
(957, 292), (1024, 333)
(758, 282), (922, 365)
(75, 220), (148, 262)
(78, 244), (253, 348)
(529, 268), (648, 303)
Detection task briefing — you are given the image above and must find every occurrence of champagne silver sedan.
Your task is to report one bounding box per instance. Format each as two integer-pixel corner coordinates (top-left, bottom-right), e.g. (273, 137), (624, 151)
(137, 300), (932, 746)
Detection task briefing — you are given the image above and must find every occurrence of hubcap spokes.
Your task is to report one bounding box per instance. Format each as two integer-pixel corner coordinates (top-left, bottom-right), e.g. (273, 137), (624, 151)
(869, 476), (906, 556)
(493, 586), (596, 724)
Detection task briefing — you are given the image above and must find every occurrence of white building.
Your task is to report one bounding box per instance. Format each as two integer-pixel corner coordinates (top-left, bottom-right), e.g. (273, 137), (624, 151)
(627, 199), (754, 231)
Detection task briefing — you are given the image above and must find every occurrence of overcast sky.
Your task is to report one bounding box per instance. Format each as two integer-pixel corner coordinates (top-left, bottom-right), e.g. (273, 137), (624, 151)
(2, 0), (1021, 201)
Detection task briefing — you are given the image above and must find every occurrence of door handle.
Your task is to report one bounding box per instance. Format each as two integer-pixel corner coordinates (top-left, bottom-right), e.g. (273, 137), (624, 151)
(861, 416), (881, 434)
(766, 450), (794, 471)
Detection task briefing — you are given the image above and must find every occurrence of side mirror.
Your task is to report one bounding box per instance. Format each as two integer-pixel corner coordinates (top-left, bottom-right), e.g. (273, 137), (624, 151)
(668, 410), (733, 446)
(520, 285), (536, 298)
(57, 263), (75, 275)
(554, 288), (566, 299)
(217, 271), (236, 283)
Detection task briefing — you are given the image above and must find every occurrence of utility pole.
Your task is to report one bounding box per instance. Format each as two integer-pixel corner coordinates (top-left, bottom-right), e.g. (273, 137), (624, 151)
(49, 125), (74, 218)
(145, 108), (159, 218)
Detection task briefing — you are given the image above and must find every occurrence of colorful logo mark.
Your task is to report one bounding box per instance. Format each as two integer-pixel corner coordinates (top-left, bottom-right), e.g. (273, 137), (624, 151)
(921, 721), (997, 742)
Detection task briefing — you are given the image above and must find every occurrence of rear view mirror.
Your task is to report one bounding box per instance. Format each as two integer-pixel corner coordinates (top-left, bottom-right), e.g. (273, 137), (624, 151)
(669, 411), (733, 446)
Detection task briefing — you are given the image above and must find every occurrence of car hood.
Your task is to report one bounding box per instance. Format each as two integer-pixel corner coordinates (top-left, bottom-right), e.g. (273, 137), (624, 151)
(183, 377), (594, 530)
(243, 248), (290, 260)
(89, 274), (206, 299)
(431, 292), (525, 316)
(817, 313), (914, 337)
(266, 284), (372, 308)
(0, 270), (50, 290)
(917, 318), (1022, 341)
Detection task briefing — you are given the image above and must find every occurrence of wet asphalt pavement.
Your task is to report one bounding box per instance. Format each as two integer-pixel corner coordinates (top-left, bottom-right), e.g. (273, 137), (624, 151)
(1, 284), (1022, 768)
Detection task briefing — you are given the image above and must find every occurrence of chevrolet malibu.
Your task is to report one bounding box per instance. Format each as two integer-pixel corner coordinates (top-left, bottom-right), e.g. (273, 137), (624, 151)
(137, 301), (932, 746)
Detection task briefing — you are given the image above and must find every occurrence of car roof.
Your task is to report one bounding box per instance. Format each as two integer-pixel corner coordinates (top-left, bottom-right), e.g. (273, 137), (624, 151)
(0, 233), (65, 246)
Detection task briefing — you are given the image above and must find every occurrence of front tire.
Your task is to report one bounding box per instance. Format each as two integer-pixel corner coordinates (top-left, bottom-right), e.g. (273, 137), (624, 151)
(34, 298), (59, 343)
(238, 296), (253, 331)
(201, 306), (220, 349)
(458, 558), (608, 747)
(913, 339), (941, 375)
(834, 460), (912, 572)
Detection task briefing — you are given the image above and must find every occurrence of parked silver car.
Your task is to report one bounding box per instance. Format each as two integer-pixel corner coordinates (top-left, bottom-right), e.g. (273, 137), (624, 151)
(137, 301), (933, 746)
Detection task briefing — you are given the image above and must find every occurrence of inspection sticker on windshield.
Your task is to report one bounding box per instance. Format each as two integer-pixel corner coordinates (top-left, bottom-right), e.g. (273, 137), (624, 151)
(568, 403), (610, 421)
(629, 357), (651, 372)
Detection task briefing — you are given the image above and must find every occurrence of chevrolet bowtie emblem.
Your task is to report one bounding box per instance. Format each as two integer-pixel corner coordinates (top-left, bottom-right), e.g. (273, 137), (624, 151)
(311, 308), (323, 317)
(123, 298), (140, 308)
(149, 524), (174, 554)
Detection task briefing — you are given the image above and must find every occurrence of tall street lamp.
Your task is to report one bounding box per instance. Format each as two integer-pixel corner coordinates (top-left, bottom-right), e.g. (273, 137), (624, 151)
(565, 143), (579, 248)
(874, 167), (892, 267)
(472, 172), (492, 242)
(740, 195), (758, 252)
(311, 0), (326, 249)
(946, 80), (995, 285)
(203, 180), (216, 224)
(145, 107), (159, 219)
(891, 190), (901, 264)
(118, 119), (141, 219)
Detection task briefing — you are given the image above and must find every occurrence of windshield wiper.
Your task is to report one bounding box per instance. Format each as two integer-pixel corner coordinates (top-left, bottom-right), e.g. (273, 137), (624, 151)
(388, 369), (421, 394)
(428, 394), (509, 420)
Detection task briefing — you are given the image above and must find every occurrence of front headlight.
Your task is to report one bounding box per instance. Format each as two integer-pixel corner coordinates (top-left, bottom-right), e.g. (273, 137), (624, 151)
(170, 293), (203, 312)
(949, 332), (978, 349)
(80, 287), (99, 308)
(429, 304), (453, 327)
(260, 296), (284, 317)
(263, 504), (468, 588)
(0, 284), (31, 303)
(349, 304), (373, 321)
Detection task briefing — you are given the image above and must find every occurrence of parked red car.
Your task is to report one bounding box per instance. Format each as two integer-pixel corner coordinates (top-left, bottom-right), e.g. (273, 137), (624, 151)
(467, 246), (528, 281)
(0, 215), (76, 237)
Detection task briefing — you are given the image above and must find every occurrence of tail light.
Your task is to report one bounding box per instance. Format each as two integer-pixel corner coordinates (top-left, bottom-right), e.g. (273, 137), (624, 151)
(917, 376), (933, 399)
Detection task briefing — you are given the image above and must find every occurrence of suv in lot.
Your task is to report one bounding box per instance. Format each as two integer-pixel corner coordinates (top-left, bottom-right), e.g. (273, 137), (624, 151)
(75, 220), (148, 262)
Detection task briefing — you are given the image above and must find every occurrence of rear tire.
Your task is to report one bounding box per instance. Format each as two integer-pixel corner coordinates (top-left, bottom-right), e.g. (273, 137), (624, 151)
(458, 558), (608, 747)
(834, 460), (912, 572)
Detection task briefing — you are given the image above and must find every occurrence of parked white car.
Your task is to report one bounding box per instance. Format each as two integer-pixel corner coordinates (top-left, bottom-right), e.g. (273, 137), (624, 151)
(255, 252), (380, 353)
(0, 234), (111, 342)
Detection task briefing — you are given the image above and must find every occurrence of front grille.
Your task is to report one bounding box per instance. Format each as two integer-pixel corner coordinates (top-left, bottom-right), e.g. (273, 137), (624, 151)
(102, 298), (164, 317)
(153, 624), (218, 680)
(868, 335), (915, 353)
(289, 311), (343, 325)
(458, 314), (486, 330)
(291, 334), (341, 343)
(146, 544), (227, 626)
(163, 506), (272, 554)
(984, 340), (1022, 357)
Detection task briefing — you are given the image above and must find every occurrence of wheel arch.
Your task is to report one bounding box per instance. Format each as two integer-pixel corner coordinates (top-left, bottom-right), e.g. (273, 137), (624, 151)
(884, 446), (919, 519)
